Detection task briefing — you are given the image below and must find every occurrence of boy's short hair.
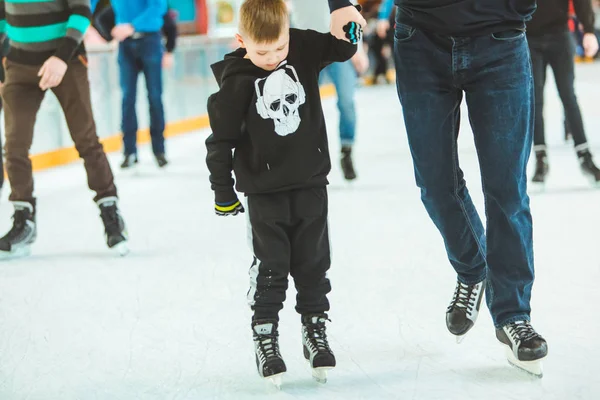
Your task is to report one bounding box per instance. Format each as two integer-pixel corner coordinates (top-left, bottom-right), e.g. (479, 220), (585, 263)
(239, 0), (289, 43)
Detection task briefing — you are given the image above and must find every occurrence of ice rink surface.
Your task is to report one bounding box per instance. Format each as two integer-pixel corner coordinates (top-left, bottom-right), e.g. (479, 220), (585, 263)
(0, 62), (599, 399)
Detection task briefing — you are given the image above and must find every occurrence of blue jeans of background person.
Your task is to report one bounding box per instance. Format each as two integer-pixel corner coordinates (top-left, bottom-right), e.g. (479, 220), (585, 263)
(118, 32), (165, 156)
(393, 21), (535, 329)
(320, 60), (357, 147)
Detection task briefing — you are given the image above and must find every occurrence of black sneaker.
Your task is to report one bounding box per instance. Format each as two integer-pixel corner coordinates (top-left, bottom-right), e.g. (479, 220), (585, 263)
(532, 151), (549, 184)
(0, 201), (37, 259)
(252, 320), (286, 385)
(155, 153), (168, 168)
(341, 146), (357, 181)
(577, 150), (600, 184)
(97, 196), (129, 256)
(302, 314), (335, 383)
(120, 154), (138, 169)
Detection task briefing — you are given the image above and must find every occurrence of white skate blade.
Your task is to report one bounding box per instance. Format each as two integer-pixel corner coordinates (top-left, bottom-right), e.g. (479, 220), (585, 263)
(112, 241), (130, 257)
(312, 367), (332, 384)
(455, 334), (466, 344)
(0, 245), (31, 261)
(505, 347), (544, 378)
(529, 182), (546, 193)
(265, 373), (283, 389)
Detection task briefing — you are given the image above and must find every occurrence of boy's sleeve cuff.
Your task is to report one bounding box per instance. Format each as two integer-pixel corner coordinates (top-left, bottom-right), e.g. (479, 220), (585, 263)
(214, 188), (239, 205)
(329, 0), (353, 12)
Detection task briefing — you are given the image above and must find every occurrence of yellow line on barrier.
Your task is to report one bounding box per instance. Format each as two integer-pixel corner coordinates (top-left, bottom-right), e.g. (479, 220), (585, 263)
(29, 84), (335, 172)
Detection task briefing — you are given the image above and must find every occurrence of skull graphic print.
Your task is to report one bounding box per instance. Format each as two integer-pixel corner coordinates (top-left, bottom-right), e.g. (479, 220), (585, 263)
(255, 65), (306, 136)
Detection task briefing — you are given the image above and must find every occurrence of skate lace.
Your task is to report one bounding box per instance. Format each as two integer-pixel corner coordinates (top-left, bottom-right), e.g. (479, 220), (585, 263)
(305, 320), (332, 353)
(6, 210), (31, 240)
(507, 321), (541, 343)
(447, 282), (479, 314)
(256, 333), (282, 361)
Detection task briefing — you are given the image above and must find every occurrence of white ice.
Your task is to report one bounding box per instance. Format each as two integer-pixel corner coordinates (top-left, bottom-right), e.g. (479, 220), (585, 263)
(0, 63), (599, 400)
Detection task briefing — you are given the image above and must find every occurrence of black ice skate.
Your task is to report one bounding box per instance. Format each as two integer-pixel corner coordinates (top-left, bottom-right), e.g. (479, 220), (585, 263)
(0, 201), (37, 260)
(446, 280), (485, 343)
(531, 151), (549, 186)
(155, 153), (169, 168)
(341, 146), (357, 181)
(577, 150), (600, 186)
(302, 314), (336, 383)
(496, 320), (547, 378)
(97, 197), (129, 256)
(120, 154), (138, 169)
(252, 320), (286, 388)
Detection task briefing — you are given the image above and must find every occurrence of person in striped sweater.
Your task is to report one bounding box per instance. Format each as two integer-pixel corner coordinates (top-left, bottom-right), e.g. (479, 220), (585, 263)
(0, 0), (129, 259)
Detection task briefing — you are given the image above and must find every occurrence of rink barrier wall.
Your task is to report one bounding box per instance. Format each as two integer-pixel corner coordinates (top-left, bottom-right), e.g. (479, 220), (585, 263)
(28, 84), (336, 172)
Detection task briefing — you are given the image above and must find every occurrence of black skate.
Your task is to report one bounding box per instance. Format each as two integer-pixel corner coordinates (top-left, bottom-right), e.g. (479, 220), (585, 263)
(252, 320), (286, 388)
(496, 320), (547, 377)
(155, 153), (169, 168)
(531, 151), (549, 186)
(341, 146), (357, 181)
(120, 154), (138, 169)
(0, 201), (37, 260)
(446, 280), (485, 343)
(577, 150), (600, 186)
(97, 197), (129, 256)
(302, 314), (336, 383)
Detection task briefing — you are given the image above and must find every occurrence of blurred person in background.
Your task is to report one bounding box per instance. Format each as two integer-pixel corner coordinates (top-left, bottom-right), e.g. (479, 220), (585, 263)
(110, 0), (169, 169)
(0, 38), (8, 197)
(0, 0), (128, 258)
(527, 0), (600, 186)
(290, 0), (369, 181)
(371, 0), (395, 84)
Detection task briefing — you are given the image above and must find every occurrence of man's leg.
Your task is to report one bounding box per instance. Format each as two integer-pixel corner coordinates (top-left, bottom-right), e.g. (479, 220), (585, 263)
(141, 33), (166, 157)
(51, 57), (117, 202)
(464, 31), (534, 328)
(118, 40), (140, 157)
(246, 192), (292, 322)
(2, 61), (46, 204)
(394, 25), (487, 284)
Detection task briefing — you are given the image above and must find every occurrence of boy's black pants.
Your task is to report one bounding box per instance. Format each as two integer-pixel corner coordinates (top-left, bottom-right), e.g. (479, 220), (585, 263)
(246, 187), (331, 321)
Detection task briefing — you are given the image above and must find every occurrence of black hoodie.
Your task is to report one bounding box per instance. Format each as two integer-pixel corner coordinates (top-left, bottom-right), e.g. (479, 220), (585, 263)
(526, 0), (595, 37)
(205, 29), (357, 204)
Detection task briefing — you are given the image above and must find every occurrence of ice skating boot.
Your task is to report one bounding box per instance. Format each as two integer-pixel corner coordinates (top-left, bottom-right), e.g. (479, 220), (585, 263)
(341, 146), (357, 181)
(446, 280), (485, 343)
(0, 201), (37, 260)
(252, 320), (286, 388)
(155, 153), (169, 168)
(531, 150), (549, 186)
(302, 314), (336, 383)
(97, 197), (129, 256)
(577, 150), (600, 186)
(120, 154), (138, 169)
(496, 320), (547, 378)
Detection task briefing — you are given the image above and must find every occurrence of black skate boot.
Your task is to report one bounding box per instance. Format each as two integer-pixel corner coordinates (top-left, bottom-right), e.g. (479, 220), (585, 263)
(155, 153), (168, 168)
(0, 201), (37, 260)
(341, 146), (357, 181)
(252, 320), (286, 388)
(531, 151), (549, 185)
(302, 314), (336, 383)
(446, 280), (485, 343)
(97, 197), (129, 256)
(120, 154), (138, 169)
(577, 150), (600, 186)
(496, 320), (548, 377)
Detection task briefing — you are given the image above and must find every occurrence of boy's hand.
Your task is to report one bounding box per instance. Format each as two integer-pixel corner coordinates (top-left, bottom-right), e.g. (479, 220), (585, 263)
(343, 21), (363, 45)
(112, 24), (135, 42)
(38, 56), (68, 90)
(215, 198), (245, 216)
(331, 5), (366, 41)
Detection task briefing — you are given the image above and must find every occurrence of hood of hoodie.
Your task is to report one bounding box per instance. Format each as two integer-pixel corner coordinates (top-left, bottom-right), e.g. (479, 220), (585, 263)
(210, 48), (267, 88)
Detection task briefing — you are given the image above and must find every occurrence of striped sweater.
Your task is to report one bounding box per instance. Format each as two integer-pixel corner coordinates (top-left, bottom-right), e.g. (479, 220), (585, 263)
(0, 0), (92, 65)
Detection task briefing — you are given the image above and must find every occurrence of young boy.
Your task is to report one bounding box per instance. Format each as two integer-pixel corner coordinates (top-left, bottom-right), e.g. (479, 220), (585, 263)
(205, 0), (359, 386)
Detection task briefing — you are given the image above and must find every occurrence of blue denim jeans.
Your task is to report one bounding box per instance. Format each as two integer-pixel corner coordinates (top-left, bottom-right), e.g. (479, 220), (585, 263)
(320, 61), (357, 147)
(393, 21), (535, 328)
(118, 33), (165, 156)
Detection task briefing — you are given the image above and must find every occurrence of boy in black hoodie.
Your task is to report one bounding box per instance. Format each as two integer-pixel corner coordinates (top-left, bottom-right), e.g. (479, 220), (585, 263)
(205, 0), (358, 386)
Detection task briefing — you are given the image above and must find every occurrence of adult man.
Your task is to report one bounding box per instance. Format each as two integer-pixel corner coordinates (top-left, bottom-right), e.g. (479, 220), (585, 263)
(111, 0), (168, 169)
(290, 0), (369, 181)
(527, 0), (600, 185)
(328, 0), (548, 376)
(0, 0), (128, 258)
